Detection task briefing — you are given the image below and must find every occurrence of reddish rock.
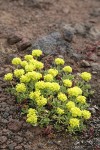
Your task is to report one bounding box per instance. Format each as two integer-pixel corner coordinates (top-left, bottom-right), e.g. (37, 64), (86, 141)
(17, 38), (32, 51)
(8, 120), (23, 132)
(7, 33), (22, 45)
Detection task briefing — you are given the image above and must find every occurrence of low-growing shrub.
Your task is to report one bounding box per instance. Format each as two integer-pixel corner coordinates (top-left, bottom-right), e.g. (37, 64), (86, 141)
(4, 49), (93, 133)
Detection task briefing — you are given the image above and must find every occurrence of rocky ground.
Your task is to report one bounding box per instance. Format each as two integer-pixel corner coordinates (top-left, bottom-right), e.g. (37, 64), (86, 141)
(0, 0), (100, 150)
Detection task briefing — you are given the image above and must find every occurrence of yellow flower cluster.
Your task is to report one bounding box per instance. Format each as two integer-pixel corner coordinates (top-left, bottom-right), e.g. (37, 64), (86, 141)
(63, 79), (72, 87)
(48, 69), (58, 77)
(32, 49), (42, 57)
(12, 57), (21, 65)
(14, 69), (25, 78)
(34, 61), (44, 70)
(29, 90), (41, 100)
(69, 118), (79, 128)
(67, 86), (82, 97)
(35, 81), (46, 90)
(57, 107), (64, 115)
(80, 72), (92, 81)
(36, 96), (47, 107)
(70, 107), (82, 117)
(57, 92), (67, 102)
(16, 83), (26, 93)
(4, 73), (13, 81)
(24, 55), (33, 61)
(63, 66), (72, 73)
(26, 108), (37, 125)
(76, 96), (86, 104)
(20, 61), (28, 68)
(25, 64), (35, 72)
(26, 71), (42, 81)
(55, 58), (65, 65)
(82, 110), (91, 119)
(20, 75), (30, 83)
(44, 74), (53, 82)
(66, 101), (75, 110)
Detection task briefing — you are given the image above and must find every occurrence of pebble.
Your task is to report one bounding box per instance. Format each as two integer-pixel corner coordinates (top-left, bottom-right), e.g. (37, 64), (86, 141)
(7, 33), (22, 45)
(15, 145), (23, 150)
(8, 142), (17, 150)
(89, 53), (98, 61)
(14, 135), (23, 144)
(88, 107), (96, 114)
(74, 23), (86, 35)
(8, 120), (23, 132)
(0, 136), (7, 144)
(81, 60), (91, 67)
(17, 38), (32, 51)
(91, 62), (100, 71)
(89, 26), (100, 40)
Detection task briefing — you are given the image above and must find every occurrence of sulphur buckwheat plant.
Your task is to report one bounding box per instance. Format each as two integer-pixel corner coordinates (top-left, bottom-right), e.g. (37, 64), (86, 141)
(4, 49), (93, 133)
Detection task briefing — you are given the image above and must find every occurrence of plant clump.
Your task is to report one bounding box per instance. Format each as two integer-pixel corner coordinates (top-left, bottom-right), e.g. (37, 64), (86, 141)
(4, 49), (93, 133)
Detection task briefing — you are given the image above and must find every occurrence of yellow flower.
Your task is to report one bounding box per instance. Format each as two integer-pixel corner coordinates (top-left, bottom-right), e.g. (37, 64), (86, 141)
(26, 71), (42, 81)
(55, 58), (65, 65)
(70, 107), (82, 117)
(82, 110), (91, 119)
(36, 96), (47, 107)
(4, 73), (13, 81)
(48, 69), (58, 77)
(63, 66), (72, 73)
(25, 64), (36, 72)
(16, 83), (26, 93)
(66, 101), (75, 110)
(32, 49), (42, 57)
(76, 96), (86, 104)
(20, 75), (30, 83)
(69, 118), (80, 128)
(63, 79), (72, 87)
(35, 81), (46, 90)
(57, 92), (67, 102)
(67, 86), (82, 97)
(14, 69), (25, 78)
(56, 107), (64, 115)
(20, 61), (28, 67)
(44, 74), (53, 82)
(35, 61), (44, 70)
(12, 57), (21, 65)
(24, 55), (33, 61)
(80, 72), (92, 81)
(29, 90), (41, 100)
(26, 108), (37, 125)
(46, 82), (60, 92)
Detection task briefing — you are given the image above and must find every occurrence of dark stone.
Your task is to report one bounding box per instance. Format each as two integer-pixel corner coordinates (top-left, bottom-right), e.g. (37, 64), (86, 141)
(81, 60), (91, 67)
(30, 32), (74, 55)
(17, 38), (32, 51)
(8, 143), (17, 150)
(90, 8), (100, 17)
(74, 23), (86, 35)
(8, 120), (23, 132)
(7, 33), (22, 45)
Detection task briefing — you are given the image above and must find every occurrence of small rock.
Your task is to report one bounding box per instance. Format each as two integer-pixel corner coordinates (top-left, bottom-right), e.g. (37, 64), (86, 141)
(81, 60), (91, 67)
(71, 53), (83, 61)
(89, 53), (98, 61)
(0, 136), (7, 144)
(8, 143), (17, 150)
(61, 24), (75, 42)
(91, 62), (100, 71)
(15, 145), (23, 150)
(17, 38), (31, 51)
(88, 107), (96, 114)
(89, 26), (100, 40)
(25, 131), (34, 140)
(62, 7), (70, 14)
(14, 135), (23, 144)
(90, 8), (100, 17)
(74, 23), (86, 35)
(8, 120), (23, 132)
(37, 143), (44, 149)
(7, 33), (22, 45)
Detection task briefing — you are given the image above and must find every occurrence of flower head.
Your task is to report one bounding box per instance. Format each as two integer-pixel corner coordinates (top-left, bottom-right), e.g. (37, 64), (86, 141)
(70, 107), (82, 117)
(16, 83), (26, 93)
(24, 55), (33, 61)
(36, 96), (47, 107)
(32, 49), (42, 57)
(82, 110), (91, 119)
(4, 73), (13, 81)
(66, 101), (75, 110)
(20, 75), (30, 83)
(29, 90), (41, 100)
(57, 92), (67, 102)
(76, 96), (86, 104)
(26, 108), (37, 125)
(55, 58), (65, 65)
(48, 69), (58, 77)
(63, 66), (72, 73)
(20, 61), (28, 68)
(44, 74), (53, 82)
(25, 64), (36, 72)
(69, 118), (80, 128)
(80, 72), (92, 81)
(56, 107), (64, 115)
(14, 69), (25, 78)
(67, 86), (82, 97)
(12, 57), (21, 65)
(63, 79), (72, 87)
